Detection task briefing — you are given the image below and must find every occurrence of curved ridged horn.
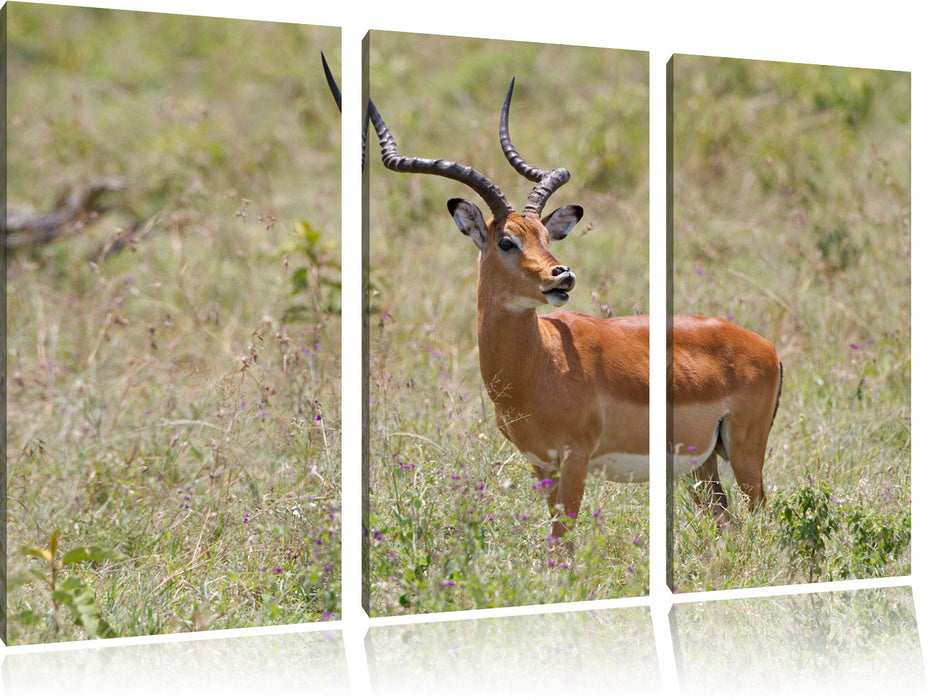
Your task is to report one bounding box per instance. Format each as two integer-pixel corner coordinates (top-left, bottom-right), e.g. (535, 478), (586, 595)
(499, 77), (571, 216)
(368, 98), (514, 222)
(321, 52), (341, 112)
(321, 53), (370, 171)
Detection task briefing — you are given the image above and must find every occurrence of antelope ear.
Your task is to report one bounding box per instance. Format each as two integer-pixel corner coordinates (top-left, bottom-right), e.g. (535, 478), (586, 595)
(542, 205), (583, 241)
(448, 198), (489, 251)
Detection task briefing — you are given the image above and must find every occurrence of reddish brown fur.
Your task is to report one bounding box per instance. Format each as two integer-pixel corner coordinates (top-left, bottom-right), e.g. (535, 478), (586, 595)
(470, 212), (649, 540)
(471, 213), (781, 539)
(669, 315), (783, 513)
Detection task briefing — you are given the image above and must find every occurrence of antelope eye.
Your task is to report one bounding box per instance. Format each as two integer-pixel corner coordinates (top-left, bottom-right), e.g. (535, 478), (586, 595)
(498, 237), (515, 251)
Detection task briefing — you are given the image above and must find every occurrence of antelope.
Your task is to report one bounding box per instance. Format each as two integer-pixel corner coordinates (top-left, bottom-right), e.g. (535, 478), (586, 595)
(368, 79), (783, 544)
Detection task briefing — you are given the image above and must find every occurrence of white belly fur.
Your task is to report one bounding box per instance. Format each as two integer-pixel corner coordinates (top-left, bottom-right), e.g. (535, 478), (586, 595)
(523, 427), (721, 484)
(589, 453), (650, 483)
(670, 420), (722, 477)
(524, 450), (650, 483)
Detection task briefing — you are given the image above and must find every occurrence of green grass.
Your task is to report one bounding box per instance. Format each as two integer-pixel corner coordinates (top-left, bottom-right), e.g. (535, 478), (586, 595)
(365, 32), (649, 615)
(5, 5), (341, 643)
(669, 56), (911, 591)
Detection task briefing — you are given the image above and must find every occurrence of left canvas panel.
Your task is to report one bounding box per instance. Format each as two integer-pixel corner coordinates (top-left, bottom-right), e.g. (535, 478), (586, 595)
(3, 3), (341, 644)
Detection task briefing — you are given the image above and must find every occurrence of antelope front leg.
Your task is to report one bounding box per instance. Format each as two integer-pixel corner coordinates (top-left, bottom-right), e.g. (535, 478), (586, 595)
(553, 448), (589, 546)
(532, 463), (561, 530)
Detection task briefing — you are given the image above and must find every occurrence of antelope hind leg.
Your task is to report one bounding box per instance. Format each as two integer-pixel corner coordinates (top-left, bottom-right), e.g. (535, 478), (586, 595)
(691, 452), (729, 523)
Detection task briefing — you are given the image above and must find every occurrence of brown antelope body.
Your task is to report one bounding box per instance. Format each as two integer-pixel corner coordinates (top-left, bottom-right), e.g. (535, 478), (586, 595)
(369, 79), (783, 542)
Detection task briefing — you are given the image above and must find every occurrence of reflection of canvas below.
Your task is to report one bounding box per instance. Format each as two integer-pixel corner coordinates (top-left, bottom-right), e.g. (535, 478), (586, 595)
(368, 606), (659, 697)
(2, 629), (349, 697)
(4, 589), (923, 698)
(365, 30), (650, 615)
(672, 586), (924, 696)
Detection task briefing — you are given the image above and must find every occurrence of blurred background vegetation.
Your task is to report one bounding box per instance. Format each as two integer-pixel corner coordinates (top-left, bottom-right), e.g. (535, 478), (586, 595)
(670, 55), (910, 590)
(366, 31), (649, 614)
(5, 4), (341, 642)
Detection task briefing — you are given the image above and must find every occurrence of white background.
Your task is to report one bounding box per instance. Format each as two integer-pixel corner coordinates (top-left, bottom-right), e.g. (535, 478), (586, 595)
(3, 1), (932, 697)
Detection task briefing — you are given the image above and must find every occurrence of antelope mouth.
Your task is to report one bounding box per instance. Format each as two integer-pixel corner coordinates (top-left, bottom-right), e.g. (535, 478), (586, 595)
(543, 271), (576, 306)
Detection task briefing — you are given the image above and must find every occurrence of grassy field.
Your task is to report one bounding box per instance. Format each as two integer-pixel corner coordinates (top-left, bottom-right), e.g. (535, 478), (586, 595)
(669, 56), (911, 591)
(5, 5), (341, 643)
(365, 32), (650, 615)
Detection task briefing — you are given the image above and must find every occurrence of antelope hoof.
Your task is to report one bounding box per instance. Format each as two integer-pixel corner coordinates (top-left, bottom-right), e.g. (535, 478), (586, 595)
(546, 534), (574, 567)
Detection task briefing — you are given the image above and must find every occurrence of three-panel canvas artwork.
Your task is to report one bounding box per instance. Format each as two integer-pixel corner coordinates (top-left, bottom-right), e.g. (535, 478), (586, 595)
(1, 1), (921, 694)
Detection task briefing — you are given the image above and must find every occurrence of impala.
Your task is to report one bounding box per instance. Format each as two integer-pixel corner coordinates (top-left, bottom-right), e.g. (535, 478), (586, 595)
(368, 79), (783, 543)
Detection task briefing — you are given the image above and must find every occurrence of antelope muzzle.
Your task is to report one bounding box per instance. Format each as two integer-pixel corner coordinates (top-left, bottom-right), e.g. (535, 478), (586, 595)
(543, 266), (576, 305)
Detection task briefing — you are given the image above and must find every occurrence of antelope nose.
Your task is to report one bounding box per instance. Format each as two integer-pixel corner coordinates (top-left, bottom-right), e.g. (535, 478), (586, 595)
(550, 267), (576, 291)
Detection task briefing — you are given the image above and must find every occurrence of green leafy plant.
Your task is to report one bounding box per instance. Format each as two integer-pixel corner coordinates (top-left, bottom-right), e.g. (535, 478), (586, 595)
(815, 221), (860, 275)
(774, 484), (839, 583)
(22, 530), (127, 638)
(833, 505), (911, 580)
(773, 482), (911, 584)
(279, 220), (341, 319)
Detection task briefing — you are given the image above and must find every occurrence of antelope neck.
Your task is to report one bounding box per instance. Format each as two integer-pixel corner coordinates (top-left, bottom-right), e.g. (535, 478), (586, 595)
(475, 294), (548, 392)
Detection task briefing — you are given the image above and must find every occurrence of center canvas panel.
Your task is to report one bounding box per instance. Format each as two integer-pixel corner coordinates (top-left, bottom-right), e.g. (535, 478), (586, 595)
(364, 31), (649, 614)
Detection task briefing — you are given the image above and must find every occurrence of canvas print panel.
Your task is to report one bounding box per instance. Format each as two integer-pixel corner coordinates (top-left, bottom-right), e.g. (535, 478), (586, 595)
(365, 30), (649, 615)
(4, 4), (341, 643)
(667, 54), (910, 592)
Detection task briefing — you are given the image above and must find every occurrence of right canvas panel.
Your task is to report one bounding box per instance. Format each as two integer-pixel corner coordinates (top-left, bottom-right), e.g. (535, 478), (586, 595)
(667, 54), (911, 592)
